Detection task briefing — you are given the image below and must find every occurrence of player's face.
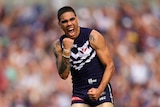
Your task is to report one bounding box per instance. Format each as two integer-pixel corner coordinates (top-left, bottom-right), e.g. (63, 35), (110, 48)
(59, 12), (79, 39)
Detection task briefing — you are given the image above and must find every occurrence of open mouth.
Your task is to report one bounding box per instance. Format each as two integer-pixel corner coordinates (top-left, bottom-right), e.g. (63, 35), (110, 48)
(68, 27), (75, 36)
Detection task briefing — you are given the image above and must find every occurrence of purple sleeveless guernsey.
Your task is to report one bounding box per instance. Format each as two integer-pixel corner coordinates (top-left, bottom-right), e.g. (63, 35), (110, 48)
(60, 27), (113, 106)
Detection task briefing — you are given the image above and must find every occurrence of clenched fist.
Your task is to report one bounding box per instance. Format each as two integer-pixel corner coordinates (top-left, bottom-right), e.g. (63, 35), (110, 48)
(62, 38), (74, 51)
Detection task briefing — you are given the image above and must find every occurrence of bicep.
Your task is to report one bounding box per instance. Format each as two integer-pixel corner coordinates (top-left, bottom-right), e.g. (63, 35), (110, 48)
(90, 30), (112, 65)
(97, 46), (113, 66)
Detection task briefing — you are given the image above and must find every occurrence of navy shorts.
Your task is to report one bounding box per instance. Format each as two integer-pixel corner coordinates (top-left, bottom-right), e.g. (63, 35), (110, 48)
(71, 84), (114, 106)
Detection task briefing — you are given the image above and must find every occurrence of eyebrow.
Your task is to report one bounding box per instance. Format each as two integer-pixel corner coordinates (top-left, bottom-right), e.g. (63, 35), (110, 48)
(61, 17), (76, 24)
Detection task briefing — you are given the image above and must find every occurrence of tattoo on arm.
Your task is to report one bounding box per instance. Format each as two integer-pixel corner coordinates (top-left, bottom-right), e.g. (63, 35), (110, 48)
(52, 41), (70, 75)
(59, 57), (70, 74)
(89, 34), (95, 42)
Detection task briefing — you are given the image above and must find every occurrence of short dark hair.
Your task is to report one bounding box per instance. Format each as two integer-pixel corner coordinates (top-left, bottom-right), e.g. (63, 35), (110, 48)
(57, 6), (76, 22)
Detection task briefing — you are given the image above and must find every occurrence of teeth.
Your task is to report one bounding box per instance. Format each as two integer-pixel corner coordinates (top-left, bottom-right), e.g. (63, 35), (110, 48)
(68, 28), (74, 31)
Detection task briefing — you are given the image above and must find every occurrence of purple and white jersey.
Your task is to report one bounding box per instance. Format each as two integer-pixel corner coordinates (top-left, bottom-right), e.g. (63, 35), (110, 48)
(60, 27), (114, 105)
(60, 27), (106, 92)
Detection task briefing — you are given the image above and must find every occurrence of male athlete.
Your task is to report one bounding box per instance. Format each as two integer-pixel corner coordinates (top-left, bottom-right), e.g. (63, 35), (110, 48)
(52, 6), (115, 107)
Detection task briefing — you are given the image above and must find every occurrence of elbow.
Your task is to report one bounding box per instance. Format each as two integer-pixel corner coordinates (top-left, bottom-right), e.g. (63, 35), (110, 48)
(111, 66), (115, 75)
(111, 63), (115, 75)
(60, 75), (68, 80)
(59, 72), (69, 80)
(109, 62), (115, 75)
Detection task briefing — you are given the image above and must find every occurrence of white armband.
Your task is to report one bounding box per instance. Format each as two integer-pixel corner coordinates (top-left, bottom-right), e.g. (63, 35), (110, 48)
(62, 54), (70, 59)
(63, 49), (70, 53)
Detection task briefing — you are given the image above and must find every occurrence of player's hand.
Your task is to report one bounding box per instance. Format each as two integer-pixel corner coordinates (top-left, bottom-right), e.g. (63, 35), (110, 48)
(62, 38), (74, 51)
(87, 88), (101, 101)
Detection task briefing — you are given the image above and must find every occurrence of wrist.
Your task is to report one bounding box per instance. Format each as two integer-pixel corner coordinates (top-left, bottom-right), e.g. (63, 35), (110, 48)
(62, 48), (71, 58)
(98, 85), (105, 94)
(62, 54), (70, 58)
(63, 49), (71, 53)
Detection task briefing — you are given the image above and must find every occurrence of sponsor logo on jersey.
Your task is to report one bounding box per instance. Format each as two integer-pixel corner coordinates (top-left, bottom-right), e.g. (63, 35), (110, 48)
(88, 78), (97, 84)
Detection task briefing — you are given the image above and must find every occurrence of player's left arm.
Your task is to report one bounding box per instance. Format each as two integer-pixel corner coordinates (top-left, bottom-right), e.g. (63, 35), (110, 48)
(88, 29), (115, 100)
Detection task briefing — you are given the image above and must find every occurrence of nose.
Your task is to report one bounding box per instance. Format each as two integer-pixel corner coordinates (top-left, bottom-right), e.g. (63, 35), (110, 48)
(67, 20), (72, 26)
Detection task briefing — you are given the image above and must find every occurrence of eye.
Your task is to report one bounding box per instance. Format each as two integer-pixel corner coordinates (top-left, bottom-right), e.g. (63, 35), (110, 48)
(61, 20), (68, 24)
(60, 17), (75, 24)
(70, 17), (75, 21)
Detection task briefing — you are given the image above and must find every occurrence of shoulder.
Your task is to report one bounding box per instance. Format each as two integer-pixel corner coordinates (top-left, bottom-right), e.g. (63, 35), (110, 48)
(53, 39), (61, 48)
(90, 29), (102, 38)
(53, 34), (66, 46)
(52, 39), (62, 57)
(90, 29), (104, 42)
(52, 39), (62, 52)
(89, 29), (105, 49)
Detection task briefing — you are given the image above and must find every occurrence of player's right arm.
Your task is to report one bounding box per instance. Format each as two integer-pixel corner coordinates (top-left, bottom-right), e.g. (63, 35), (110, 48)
(52, 39), (70, 80)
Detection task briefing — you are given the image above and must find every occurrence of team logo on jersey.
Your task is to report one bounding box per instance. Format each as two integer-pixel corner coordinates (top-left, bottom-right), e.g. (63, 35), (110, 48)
(70, 40), (96, 70)
(80, 47), (87, 54)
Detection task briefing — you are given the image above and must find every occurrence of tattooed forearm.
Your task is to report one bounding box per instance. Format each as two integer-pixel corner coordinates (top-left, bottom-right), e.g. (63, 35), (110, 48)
(52, 40), (70, 79)
(58, 57), (70, 74)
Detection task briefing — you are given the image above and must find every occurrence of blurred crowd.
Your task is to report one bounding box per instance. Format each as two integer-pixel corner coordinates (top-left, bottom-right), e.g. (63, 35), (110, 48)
(0, 0), (160, 107)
